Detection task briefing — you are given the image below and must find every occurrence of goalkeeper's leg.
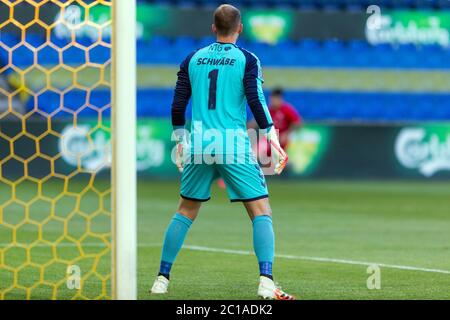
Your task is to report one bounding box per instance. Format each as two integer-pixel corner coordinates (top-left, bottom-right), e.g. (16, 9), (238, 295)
(150, 198), (201, 294)
(244, 199), (295, 300)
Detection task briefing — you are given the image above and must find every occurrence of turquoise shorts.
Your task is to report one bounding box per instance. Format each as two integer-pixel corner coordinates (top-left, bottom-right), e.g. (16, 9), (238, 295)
(180, 156), (269, 202)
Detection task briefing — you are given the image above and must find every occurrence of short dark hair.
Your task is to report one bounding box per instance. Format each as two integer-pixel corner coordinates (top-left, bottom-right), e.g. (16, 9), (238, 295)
(272, 88), (284, 97)
(213, 4), (241, 36)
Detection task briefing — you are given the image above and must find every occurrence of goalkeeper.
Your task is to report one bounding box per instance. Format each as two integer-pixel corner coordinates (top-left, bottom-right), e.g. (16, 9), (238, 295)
(150, 4), (294, 300)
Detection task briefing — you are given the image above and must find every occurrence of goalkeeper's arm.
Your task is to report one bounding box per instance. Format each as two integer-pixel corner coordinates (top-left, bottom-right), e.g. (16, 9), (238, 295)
(242, 51), (288, 174)
(171, 51), (196, 172)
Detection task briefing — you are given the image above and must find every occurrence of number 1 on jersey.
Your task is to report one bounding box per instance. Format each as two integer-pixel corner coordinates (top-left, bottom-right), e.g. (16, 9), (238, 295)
(208, 69), (218, 110)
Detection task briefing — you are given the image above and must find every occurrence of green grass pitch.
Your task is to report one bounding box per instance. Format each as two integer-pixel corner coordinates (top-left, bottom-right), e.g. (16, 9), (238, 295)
(139, 180), (450, 300)
(1, 180), (450, 299)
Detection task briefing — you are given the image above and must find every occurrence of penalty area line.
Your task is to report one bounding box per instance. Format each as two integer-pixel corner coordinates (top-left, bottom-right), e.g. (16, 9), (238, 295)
(183, 245), (450, 275)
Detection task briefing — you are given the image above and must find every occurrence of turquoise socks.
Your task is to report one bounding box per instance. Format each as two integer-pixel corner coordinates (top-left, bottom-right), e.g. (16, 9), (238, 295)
(159, 213), (193, 279)
(159, 213), (274, 280)
(252, 215), (274, 279)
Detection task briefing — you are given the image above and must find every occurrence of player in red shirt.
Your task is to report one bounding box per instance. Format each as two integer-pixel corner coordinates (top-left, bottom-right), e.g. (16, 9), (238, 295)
(249, 88), (302, 169)
(267, 88), (302, 150)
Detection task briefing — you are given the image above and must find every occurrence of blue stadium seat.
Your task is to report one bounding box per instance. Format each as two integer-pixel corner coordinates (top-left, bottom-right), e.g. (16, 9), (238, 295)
(123, 89), (450, 122)
(37, 45), (60, 66)
(142, 0), (446, 9)
(62, 46), (86, 65)
(89, 44), (111, 64)
(75, 36), (96, 48)
(0, 33), (20, 48)
(11, 45), (34, 69)
(438, 0), (450, 8)
(173, 36), (197, 50)
(138, 35), (450, 69)
(150, 35), (172, 48)
(0, 45), (9, 65)
(25, 34), (46, 48)
(63, 90), (87, 112)
(89, 89), (110, 110)
(414, 0), (437, 8)
(198, 36), (216, 48)
(36, 90), (61, 115)
(50, 33), (71, 49)
(11, 28), (450, 123)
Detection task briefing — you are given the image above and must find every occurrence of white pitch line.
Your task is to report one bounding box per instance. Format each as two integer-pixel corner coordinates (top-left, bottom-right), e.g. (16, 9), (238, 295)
(183, 245), (450, 275)
(2, 242), (449, 275)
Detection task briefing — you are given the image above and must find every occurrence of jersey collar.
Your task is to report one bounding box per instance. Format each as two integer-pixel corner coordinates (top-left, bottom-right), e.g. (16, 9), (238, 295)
(215, 41), (238, 47)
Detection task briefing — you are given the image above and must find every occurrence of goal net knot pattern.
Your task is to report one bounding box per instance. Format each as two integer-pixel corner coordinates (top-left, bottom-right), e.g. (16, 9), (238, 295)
(0, 0), (112, 300)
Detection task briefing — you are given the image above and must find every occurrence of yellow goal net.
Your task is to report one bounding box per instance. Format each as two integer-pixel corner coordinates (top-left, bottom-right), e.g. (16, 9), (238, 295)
(0, 0), (113, 299)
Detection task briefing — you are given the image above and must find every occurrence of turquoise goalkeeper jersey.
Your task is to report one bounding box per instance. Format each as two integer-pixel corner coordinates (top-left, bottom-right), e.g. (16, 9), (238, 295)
(171, 42), (273, 156)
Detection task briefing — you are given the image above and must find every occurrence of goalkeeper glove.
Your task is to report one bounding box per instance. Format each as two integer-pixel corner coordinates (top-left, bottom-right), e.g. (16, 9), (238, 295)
(266, 126), (288, 175)
(173, 128), (190, 173)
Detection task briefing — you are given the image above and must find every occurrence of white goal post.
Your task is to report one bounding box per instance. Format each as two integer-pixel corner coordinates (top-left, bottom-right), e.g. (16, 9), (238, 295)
(112, 0), (137, 300)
